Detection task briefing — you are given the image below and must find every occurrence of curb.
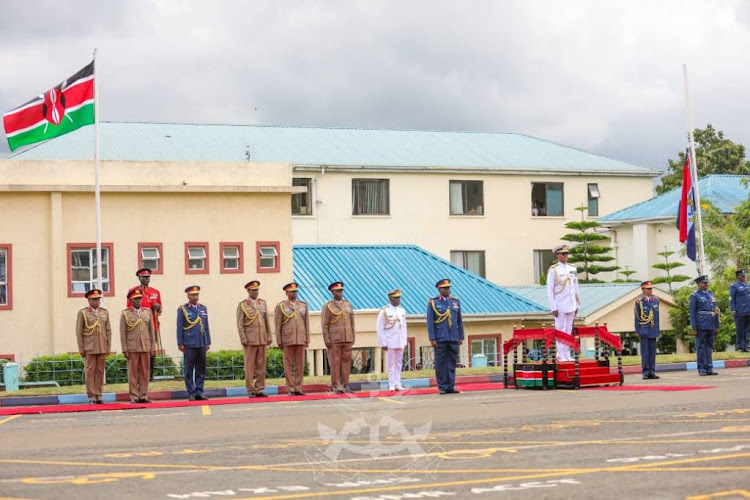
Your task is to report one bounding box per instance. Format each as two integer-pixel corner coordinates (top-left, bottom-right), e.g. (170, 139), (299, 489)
(2, 359), (748, 408)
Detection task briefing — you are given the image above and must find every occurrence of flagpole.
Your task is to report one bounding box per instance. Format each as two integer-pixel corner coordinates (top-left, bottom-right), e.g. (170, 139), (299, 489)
(93, 48), (103, 292)
(682, 64), (707, 276)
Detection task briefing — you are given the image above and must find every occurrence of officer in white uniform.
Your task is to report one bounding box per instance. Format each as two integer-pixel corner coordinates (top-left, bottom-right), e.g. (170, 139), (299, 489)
(377, 289), (408, 391)
(546, 244), (580, 362)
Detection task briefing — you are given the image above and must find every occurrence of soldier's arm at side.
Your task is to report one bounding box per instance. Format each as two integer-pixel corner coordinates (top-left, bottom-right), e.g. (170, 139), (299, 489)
(119, 312), (128, 356)
(236, 303), (247, 345)
(456, 301), (464, 341)
(349, 303), (356, 343)
(263, 302), (273, 346)
(729, 284), (737, 315)
(321, 304), (331, 346)
(203, 306), (211, 348)
(148, 315), (156, 355)
(176, 307), (184, 349)
(633, 300), (640, 335)
(426, 300), (436, 342)
(274, 305), (283, 347)
(546, 267), (557, 313)
(689, 294), (697, 333)
(401, 311), (408, 347)
(76, 310), (85, 355)
(304, 305), (310, 346)
(104, 310), (112, 351)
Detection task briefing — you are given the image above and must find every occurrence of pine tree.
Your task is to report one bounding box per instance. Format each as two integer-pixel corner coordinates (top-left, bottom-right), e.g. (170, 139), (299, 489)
(613, 266), (639, 283)
(561, 205), (618, 283)
(652, 248), (692, 294)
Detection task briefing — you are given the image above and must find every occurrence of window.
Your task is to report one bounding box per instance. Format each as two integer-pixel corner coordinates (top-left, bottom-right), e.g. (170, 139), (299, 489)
(449, 180), (484, 215)
(469, 334), (502, 367)
(0, 244), (11, 310)
(419, 346), (434, 370)
(292, 178), (313, 215)
(220, 242), (244, 274)
(67, 243), (114, 297)
(533, 249), (557, 284)
(184, 242), (209, 274)
(450, 250), (486, 278)
(531, 182), (564, 216)
(587, 183), (600, 217)
(352, 179), (389, 215)
(257, 241), (280, 273)
(137, 243), (163, 274)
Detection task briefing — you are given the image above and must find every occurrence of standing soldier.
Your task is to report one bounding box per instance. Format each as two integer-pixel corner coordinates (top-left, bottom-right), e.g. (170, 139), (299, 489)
(690, 275), (720, 376)
(76, 289), (111, 404)
(177, 285), (211, 400)
(121, 289), (156, 403)
(729, 269), (750, 352)
(274, 282), (309, 396)
(127, 268), (163, 381)
(377, 289), (407, 391)
(634, 281), (660, 380)
(427, 279), (464, 395)
(236, 280), (272, 397)
(546, 244), (580, 362)
(321, 282), (356, 394)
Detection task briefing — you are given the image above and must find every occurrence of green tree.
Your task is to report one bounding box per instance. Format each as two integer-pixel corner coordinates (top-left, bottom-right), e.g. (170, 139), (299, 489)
(651, 248), (691, 294)
(562, 204), (618, 282)
(656, 124), (750, 195)
(701, 199), (750, 275)
(613, 266), (639, 283)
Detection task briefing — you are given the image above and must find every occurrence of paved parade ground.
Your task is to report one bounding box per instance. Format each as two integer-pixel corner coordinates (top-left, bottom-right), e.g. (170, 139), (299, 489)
(1, 369), (750, 500)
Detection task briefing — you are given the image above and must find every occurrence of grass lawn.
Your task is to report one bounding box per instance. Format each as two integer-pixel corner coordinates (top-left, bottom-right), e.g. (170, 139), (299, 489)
(4, 352), (749, 398)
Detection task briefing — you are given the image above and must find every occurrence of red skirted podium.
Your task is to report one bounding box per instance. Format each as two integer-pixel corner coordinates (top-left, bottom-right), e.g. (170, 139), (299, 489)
(503, 325), (623, 389)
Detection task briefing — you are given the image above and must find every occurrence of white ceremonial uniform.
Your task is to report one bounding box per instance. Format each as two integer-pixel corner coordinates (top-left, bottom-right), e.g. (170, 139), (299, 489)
(377, 303), (408, 390)
(547, 261), (580, 362)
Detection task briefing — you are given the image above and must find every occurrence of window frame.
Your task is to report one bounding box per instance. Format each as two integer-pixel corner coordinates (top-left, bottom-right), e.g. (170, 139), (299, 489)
(292, 177), (314, 216)
(531, 182), (565, 217)
(0, 244), (12, 310)
(219, 241), (244, 274)
(449, 180), (484, 216)
(450, 250), (486, 278)
(587, 183), (600, 217)
(184, 242), (209, 275)
(66, 243), (116, 298)
(352, 178), (390, 216)
(468, 333), (503, 367)
(256, 241), (280, 273)
(137, 242), (163, 275)
(533, 249), (557, 284)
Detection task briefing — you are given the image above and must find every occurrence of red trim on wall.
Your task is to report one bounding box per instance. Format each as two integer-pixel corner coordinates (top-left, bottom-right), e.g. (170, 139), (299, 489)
(66, 243), (116, 298)
(467, 333), (503, 367)
(0, 244), (12, 311)
(0, 354), (15, 361)
(184, 242), (209, 275)
(256, 241), (280, 273)
(137, 242), (164, 275)
(219, 241), (244, 274)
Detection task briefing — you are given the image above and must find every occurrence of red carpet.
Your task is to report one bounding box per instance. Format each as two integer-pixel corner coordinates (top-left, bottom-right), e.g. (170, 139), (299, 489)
(0, 382), (506, 416)
(585, 385), (715, 391)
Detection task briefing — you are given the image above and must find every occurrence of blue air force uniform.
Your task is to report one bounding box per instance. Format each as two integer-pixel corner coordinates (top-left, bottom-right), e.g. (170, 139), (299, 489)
(427, 279), (464, 394)
(634, 281), (660, 379)
(177, 286), (212, 399)
(729, 269), (750, 352)
(689, 276), (720, 376)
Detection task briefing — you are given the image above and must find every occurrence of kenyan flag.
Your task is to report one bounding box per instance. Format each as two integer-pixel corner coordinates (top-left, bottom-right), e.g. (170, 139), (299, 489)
(3, 60), (95, 151)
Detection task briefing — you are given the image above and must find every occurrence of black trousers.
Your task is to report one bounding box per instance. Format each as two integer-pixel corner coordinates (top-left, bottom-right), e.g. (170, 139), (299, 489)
(434, 341), (459, 391)
(183, 347), (207, 396)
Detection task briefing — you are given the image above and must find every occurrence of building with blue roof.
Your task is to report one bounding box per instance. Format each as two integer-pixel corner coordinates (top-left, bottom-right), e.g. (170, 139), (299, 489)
(8, 121), (660, 286)
(597, 175), (750, 286)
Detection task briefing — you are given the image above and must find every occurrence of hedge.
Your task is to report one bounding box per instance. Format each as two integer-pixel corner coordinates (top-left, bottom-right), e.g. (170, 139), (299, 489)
(23, 353), (180, 386)
(177, 348), (308, 380)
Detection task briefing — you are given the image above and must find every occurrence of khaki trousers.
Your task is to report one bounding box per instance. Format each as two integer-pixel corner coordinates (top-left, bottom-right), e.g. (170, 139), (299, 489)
(282, 345), (305, 393)
(84, 353), (107, 400)
(327, 342), (353, 390)
(127, 352), (151, 400)
(243, 344), (267, 394)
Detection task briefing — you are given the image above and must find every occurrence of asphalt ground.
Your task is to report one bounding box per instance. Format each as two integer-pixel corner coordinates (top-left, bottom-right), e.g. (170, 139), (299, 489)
(1, 369), (749, 500)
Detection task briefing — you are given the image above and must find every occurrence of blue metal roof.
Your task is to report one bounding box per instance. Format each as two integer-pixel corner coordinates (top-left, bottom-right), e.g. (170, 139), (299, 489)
(599, 175), (750, 223)
(10, 121), (655, 174)
(292, 245), (545, 315)
(507, 283), (641, 318)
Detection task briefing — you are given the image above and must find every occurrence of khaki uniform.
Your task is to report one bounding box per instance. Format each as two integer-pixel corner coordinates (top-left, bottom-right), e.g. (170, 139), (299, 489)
(321, 299), (356, 391)
(274, 300), (309, 394)
(120, 307), (155, 401)
(236, 298), (272, 394)
(76, 307), (112, 401)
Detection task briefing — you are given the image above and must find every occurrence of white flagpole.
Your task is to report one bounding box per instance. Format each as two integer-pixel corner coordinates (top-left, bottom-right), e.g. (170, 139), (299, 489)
(682, 64), (707, 276)
(93, 48), (103, 292)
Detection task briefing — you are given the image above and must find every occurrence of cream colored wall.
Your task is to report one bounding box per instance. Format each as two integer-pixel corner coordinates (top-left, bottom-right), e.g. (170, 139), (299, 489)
(0, 161), (295, 361)
(292, 170), (654, 285)
(589, 291), (675, 333)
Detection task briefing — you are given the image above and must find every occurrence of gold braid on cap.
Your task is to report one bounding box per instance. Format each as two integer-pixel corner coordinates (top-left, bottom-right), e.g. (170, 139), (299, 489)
(326, 302), (345, 324)
(240, 302), (261, 326)
(429, 299), (452, 327)
(80, 310), (100, 336)
(180, 306), (204, 333)
(278, 302), (298, 325)
(123, 310), (144, 331)
(636, 299), (654, 327)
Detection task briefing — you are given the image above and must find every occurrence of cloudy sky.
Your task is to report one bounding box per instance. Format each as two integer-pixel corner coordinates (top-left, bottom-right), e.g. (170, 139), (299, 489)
(1, 0), (749, 169)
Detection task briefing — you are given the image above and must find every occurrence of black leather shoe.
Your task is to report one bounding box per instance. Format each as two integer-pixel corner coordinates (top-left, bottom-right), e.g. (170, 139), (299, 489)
(188, 396), (196, 401)
(699, 372), (708, 376)
(650, 375), (660, 380)
(439, 390), (447, 395)
(334, 389), (344, 394)
(140, 398), (152, 403)
(344, 388), (355, 394)
(447, 388), (461, 394)
(130, 399), (139, 403)
(707, 371), (718, 376)
(642, 376), (650, 380)
(255, 392), (268, 398)
(195, 394), (209, 401)
(295, 391), (306, 396)
(248, 393), (256, 398)
(96, 399), (104, 404)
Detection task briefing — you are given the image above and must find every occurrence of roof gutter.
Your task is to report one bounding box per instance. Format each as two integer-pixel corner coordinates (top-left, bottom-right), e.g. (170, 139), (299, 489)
(293, 164), (660, 178)
(599, 216), (675, 226)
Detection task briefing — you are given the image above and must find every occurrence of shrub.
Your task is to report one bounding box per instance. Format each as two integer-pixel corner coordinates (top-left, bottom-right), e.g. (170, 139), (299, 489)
(0, 358), (9, 385)
(177, 348), (308, 381)
(24, 354), (85, 386)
